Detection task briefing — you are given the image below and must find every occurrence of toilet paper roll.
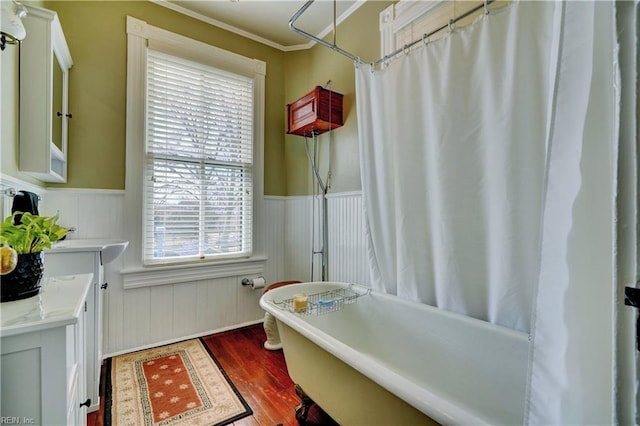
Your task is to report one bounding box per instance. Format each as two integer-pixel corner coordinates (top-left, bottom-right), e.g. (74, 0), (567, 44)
(251, 277), (266, 290)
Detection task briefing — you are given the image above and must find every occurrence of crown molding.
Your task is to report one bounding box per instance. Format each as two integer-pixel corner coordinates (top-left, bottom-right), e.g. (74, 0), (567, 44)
(150, 0), (366, 52)
(150, 0), (287, 50)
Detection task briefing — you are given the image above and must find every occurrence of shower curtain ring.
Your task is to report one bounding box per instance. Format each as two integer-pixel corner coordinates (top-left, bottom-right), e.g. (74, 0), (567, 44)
(484, 0), (490, 14)
(422, 34), (429, 46)
(448, 19), (455, 32)
(403, 44), (409, 55)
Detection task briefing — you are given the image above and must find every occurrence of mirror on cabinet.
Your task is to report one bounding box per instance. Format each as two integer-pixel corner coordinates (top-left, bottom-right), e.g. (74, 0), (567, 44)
(52, 53), (63, 152)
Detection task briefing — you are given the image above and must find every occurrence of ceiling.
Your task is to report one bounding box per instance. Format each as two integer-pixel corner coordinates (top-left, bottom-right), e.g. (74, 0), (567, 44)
(153, 0), (365, 51)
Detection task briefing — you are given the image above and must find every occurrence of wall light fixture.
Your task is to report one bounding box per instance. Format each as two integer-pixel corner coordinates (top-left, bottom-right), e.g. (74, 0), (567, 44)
(1, 1), (27, 51)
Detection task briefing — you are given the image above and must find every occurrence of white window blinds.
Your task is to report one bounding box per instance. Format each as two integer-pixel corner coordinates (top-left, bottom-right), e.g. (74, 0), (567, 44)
(144, 48), (253, 264)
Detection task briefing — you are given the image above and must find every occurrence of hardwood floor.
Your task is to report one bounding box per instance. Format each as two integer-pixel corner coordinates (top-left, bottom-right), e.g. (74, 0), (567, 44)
(87, 324), (338, 426)
(203, 325), (300, 426)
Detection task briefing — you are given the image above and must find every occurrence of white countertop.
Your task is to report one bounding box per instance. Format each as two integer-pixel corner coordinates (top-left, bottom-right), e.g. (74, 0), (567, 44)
(45, 238), (124, 253)
(0, 274), (93, 337)
(45, 238), (129, 265)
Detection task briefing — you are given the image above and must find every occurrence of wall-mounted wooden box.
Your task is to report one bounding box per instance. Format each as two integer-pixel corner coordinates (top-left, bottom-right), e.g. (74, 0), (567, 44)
(287, 86), (344, 137)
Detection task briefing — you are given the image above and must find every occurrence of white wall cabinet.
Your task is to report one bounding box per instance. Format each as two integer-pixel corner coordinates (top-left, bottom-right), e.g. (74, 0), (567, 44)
(0, 275), (93, 425)
(19, 5), (73, 182)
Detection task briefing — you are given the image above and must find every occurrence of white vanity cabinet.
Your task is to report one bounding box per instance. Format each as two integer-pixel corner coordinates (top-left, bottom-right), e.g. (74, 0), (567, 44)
(19, 5), (73, 182)
(44, 251), (104, 414)
(0, 274), (93, 425)
(44, 239), (128, 414)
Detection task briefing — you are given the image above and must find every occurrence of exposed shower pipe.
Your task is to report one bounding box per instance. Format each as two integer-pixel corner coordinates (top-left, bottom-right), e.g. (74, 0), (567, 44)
(299, 78), (336, 283)
(289, 0), (496, 68)
(304, 131), (329, 282)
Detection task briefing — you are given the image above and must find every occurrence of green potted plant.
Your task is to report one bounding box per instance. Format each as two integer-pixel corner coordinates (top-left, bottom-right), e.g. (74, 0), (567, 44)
(0, 211), (68, 302)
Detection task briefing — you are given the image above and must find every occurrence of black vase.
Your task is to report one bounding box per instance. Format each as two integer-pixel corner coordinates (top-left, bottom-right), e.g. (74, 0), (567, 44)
(1, 252), (45, 302)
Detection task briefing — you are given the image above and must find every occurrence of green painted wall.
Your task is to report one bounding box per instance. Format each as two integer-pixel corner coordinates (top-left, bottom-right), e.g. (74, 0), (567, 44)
(2, 0), (392, 196)
(45, 0), (287, 193)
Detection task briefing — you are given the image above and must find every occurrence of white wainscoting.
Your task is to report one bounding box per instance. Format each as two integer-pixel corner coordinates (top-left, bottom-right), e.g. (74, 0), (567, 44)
(259, 196), (286, 285)
(283, 192), (370, 286)
(41, 188), (126, 240)
(284, 196), (313, 282)
(105, 196), (289, 355)
(284, 192), (371, 286)
(327, 192), (370, 286)
(0, 175), (369, 355)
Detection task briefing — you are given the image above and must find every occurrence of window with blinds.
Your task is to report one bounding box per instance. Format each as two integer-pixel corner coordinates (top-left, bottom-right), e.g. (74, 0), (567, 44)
(144, 49), (253, 265)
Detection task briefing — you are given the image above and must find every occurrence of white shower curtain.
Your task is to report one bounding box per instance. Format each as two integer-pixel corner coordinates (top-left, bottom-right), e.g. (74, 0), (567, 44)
(356, 1), (619, 423)
(357, 2), (555, 332)
(525, 1), (618, 424)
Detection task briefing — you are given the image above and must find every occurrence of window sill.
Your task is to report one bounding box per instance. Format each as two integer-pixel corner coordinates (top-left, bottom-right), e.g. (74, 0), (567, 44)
(121, 255), (267, 289)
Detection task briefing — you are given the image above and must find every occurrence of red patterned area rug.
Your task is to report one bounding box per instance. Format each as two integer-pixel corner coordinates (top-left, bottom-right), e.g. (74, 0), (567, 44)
(104, 338), (252, 426)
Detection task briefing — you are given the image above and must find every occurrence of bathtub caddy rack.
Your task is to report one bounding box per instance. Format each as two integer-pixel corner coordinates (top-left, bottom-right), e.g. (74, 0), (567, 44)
(271, 283), (370, 316)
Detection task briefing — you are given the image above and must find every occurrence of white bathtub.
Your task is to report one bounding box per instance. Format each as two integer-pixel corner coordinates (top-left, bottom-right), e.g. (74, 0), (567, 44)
(260, 282), (529, 425)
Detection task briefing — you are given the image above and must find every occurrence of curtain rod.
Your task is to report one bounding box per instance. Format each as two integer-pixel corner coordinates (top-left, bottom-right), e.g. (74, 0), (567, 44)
(289, 0), (495, 68)
(289, 0), (361, 63)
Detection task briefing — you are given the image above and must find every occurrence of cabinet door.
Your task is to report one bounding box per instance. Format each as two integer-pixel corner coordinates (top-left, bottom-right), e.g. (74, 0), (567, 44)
(75, 303), (89, 425)
(1, 327), (70, 423)
(19, 5), (73, 182)
(43, 251), (102, 413)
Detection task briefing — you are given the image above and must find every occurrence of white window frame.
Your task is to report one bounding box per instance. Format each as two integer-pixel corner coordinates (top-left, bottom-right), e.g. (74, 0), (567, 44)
(380, 1), (494, 59)
(122, 17), (266, 288)
(379, 1), (444, 58)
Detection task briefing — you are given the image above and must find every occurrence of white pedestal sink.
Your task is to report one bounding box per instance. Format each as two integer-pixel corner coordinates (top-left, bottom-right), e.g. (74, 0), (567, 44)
(43, 238), (129, 413)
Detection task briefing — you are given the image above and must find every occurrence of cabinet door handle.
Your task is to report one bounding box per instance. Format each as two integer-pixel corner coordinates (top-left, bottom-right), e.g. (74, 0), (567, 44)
(56, 111), (73, 118)
(80, 398), (91, 408)
(101, 282), (108, 290)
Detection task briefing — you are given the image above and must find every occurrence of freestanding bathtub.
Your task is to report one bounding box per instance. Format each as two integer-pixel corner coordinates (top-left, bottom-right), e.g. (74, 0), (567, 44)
(260, 282), (530, 425)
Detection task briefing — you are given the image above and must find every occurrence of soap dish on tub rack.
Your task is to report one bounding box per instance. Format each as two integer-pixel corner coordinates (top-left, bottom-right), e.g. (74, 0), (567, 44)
(270, 283), (371, 316)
